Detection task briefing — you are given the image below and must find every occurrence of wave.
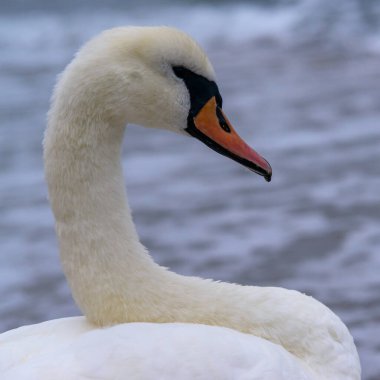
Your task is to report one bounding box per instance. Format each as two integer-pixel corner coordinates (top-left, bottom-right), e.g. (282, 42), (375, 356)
(0, 0), (379, 53)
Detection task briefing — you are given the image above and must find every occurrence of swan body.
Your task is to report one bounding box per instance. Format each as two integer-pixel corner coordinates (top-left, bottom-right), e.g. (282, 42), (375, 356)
(1, 26), (360, 379)
(1, 317), (316, 380)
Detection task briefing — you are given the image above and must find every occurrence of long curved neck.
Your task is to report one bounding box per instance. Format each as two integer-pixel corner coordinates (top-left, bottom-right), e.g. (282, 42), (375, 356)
(45, 104), (157, 324)
(44, 79), (359, 380)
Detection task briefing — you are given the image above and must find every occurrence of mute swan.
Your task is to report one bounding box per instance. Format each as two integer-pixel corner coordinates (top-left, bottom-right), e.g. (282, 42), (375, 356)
(1, 27), (360, 380)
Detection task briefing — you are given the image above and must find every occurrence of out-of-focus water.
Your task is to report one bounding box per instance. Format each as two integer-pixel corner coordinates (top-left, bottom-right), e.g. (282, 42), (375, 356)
(0, 1), (379, 378)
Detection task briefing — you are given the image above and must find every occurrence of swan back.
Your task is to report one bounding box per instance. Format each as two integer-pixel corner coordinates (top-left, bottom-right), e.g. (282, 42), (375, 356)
(1, 317), (315, 380)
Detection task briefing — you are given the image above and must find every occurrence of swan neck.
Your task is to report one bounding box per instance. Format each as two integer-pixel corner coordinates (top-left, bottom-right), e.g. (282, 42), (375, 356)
(44, 107), (158, 324)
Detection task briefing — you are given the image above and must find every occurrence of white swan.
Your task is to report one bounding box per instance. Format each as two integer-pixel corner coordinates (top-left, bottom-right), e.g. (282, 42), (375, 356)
(1, 27), (360, 380)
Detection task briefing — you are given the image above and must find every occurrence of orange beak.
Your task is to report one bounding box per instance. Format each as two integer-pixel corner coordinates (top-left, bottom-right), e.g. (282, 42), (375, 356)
(186, 97), (272, 182)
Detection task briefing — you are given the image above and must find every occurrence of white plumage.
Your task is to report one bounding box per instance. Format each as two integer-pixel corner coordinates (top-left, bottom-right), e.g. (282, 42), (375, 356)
(1, 26), (360, 380)
(2, 317), (315, 380)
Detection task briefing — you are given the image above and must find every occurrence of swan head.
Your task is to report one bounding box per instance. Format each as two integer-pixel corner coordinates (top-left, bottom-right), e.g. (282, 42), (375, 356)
(55, 26), (272, 181)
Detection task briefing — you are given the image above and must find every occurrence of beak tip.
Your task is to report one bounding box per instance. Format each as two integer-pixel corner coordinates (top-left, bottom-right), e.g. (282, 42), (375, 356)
(262, 161), (272, 183)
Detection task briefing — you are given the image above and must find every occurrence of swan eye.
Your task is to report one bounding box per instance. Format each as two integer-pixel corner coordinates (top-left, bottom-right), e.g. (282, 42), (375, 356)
(172, 65), (223, 115)
(172, 66), (187, 78)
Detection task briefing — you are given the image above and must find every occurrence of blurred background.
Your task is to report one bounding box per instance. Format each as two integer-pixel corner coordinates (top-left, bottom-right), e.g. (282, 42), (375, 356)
(0, 0), (379, 378)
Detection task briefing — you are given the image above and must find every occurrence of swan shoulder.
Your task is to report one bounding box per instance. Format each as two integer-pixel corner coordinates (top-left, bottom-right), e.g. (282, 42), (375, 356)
(1, 317), (315, 380)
